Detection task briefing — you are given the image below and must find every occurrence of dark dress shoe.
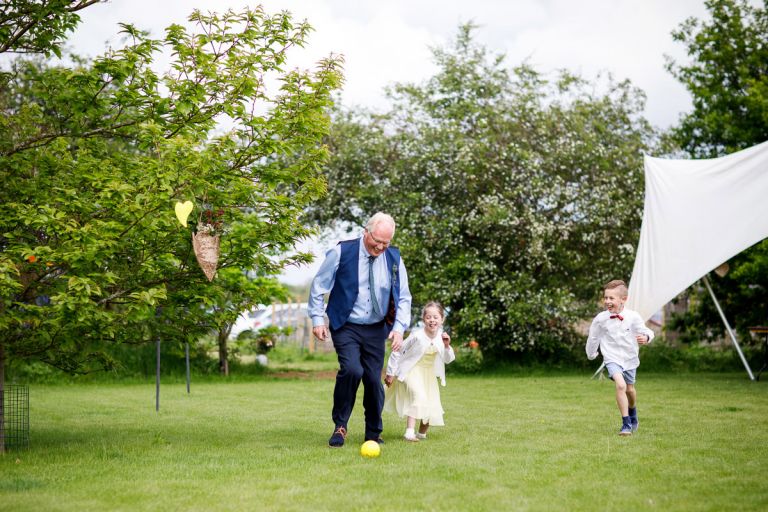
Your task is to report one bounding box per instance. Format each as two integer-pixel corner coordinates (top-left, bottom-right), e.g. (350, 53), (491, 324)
(329, 426), (347, 447)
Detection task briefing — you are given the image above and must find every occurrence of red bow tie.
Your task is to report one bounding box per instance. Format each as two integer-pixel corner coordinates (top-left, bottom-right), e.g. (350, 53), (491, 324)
(610, 314), (624, 321)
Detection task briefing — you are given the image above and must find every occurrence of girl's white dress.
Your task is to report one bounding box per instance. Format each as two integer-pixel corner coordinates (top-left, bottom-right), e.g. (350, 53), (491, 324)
(384, 328), (455, 425)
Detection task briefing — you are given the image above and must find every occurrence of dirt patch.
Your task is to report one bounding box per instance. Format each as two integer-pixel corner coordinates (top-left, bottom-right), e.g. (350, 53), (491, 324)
(270, 370), (338, 380)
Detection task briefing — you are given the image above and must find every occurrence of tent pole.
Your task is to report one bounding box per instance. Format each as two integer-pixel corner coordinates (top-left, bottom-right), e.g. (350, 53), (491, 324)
(702, 275), (755, 381)
(591, 362), (606, 380)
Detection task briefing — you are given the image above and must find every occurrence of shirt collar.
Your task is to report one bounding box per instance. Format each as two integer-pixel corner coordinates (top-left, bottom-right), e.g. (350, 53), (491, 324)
(359, 236), (376, 259)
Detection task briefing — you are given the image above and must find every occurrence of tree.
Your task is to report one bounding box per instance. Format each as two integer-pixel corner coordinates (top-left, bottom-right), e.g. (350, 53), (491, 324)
(204, 268), (286, 376)
(667, 0), (768, 158)
(0, 0), (105, 57)
(311, 25), (657, 362)
(666, 0), (768, 345)
(0, 4), (343, 451)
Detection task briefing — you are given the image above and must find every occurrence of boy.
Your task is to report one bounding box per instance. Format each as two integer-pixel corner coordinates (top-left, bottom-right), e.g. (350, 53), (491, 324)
(586, 280), (654, 436)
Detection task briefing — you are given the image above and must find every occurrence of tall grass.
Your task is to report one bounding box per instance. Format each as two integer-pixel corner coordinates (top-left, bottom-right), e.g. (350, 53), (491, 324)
(1, 373), (767, 511)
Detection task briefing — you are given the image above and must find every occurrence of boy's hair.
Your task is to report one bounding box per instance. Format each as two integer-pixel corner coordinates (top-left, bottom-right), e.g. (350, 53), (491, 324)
(604, 279), (628, 297)
(422, 301), (445, 319)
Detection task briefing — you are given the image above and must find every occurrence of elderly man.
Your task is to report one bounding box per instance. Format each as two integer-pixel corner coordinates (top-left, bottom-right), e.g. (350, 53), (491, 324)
(308, 212), (412, 447)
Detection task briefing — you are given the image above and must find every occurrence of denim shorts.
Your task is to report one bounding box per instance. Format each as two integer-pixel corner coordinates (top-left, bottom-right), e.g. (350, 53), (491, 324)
(605, 362), (636, 384)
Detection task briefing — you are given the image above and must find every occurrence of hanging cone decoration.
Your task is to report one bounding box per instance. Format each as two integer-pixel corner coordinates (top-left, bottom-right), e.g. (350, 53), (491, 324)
(192, 224), (220, 281)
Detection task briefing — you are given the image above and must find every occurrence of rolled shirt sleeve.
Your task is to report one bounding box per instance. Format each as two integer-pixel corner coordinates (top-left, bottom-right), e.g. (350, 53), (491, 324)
(307, 246), (340, 327)
(392, 257), (412, 334)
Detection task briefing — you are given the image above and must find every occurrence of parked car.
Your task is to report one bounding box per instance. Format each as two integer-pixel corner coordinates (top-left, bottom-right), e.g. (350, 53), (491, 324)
(229, 303), (309, 340)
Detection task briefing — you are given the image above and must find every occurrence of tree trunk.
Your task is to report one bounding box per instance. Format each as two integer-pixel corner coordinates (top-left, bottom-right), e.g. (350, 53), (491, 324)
(218, 330), (229, 376)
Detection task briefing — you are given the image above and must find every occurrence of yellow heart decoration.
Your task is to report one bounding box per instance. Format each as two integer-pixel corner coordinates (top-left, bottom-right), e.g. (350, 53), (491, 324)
(174, 200), (194, 227)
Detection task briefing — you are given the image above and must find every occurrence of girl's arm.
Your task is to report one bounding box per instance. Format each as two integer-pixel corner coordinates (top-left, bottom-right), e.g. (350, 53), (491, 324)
(442, 344), (456, 364)
(385, 348), (401, 378)
(386, 332), (416, 377)
(441, 331), (455, 364)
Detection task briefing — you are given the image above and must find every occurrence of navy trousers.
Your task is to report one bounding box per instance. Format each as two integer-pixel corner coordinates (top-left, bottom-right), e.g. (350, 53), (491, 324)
(330, 321), (388, 440)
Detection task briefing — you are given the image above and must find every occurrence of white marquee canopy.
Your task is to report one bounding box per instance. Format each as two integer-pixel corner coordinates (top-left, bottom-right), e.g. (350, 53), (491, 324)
(627, 140), (768, 321)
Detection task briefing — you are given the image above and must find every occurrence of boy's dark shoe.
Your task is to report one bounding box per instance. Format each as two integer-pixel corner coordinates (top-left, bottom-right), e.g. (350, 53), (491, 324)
(619, 423), (633, 436)
(365, 437), (384, 444)
(328, 426), (347, 447)
(630, 417), (639, 432)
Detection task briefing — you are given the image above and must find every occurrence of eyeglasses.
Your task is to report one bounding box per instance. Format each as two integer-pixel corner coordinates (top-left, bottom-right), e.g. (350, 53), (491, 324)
(366, 228), (391, 248)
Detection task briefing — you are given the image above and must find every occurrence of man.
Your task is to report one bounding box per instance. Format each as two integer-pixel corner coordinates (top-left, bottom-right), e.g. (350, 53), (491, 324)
(308, 212), (412, 447)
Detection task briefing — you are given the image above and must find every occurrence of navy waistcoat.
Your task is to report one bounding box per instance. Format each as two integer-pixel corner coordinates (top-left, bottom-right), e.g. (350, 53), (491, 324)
(326, 238), (401, 333)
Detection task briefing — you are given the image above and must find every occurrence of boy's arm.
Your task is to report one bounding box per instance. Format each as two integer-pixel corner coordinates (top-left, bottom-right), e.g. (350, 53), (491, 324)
(586, 317), (601, 360)
(632, 313), (654, 345)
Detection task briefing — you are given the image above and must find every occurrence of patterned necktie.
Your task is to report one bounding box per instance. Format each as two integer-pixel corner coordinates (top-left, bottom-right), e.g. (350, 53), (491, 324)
(610, 314), (624, 321)
(368, 256), (380, 316)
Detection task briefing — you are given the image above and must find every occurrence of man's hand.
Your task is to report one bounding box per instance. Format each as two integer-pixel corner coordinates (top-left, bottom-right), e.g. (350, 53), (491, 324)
(313, 325), (329, 342)
(636, 334), (650, 345)
(389, 330), (403, 352)
(384, 375), (394, 387)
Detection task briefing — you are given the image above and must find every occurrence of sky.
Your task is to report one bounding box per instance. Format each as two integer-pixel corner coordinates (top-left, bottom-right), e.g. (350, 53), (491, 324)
(60, 0), (720, 285)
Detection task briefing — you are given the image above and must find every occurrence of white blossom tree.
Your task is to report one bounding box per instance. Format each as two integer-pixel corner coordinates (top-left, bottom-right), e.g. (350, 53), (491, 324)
(311, 24), (658, 361)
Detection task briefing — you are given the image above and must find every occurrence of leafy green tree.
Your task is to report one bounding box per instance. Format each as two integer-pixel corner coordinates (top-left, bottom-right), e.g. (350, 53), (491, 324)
(311, 25), (656, 362)
(667, 0), (768, 158)
(0, 6), (342, 402)
(0, 0), (105, 57)
(666, 0), (768, 345)
(204, 268), (286, 376)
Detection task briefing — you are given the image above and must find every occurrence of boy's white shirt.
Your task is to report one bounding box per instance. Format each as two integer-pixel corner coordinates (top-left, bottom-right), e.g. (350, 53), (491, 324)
(585, 307), (654, 371)
(386, 327), (455, 386)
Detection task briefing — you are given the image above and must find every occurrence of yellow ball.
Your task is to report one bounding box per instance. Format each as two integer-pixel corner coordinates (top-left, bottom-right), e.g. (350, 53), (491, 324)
(360, 440), (381, 458)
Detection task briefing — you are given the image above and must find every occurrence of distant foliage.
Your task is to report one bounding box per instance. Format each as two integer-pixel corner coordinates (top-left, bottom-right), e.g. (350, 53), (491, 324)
(0, 0), (105, 57)
(236, 325), (285, 355)
(450, 343), (484, 374)
(310, 24), (658, 361)
(667, 0), (768, 158)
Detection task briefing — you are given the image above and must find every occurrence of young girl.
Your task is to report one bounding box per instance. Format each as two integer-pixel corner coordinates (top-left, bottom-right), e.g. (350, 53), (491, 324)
(383, 301), (455, 442)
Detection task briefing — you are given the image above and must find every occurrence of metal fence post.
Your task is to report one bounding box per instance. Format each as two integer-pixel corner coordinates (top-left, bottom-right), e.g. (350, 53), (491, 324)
(155, 335), (161, 411)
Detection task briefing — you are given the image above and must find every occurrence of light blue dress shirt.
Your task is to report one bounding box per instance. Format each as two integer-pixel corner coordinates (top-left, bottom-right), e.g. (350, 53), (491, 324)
(308, 237), (412, 334)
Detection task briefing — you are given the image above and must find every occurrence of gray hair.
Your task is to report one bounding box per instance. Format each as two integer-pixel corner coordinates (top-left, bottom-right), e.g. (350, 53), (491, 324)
(365, 212), (396, 235)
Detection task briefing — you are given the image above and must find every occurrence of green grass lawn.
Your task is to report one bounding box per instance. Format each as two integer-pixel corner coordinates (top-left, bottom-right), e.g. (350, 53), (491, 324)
(2, 372), (767, 511)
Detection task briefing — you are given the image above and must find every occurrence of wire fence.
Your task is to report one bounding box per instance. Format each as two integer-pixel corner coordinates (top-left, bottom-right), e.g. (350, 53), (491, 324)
(1, 384), (30, 451)
(268, 301), (334, 353)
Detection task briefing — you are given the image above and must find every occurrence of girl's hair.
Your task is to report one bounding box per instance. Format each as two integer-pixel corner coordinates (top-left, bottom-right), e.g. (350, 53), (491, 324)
(422, 301), (445, 319)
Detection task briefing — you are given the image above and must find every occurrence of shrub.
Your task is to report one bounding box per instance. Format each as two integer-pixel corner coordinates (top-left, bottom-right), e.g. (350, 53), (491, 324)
(639, 341), (756, 372)
(237, 326), (290, 355)
(450, 341), (484, 374)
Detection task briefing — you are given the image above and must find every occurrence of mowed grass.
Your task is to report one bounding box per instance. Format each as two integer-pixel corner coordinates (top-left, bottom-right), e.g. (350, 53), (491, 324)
(1, 372), (768, 511)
